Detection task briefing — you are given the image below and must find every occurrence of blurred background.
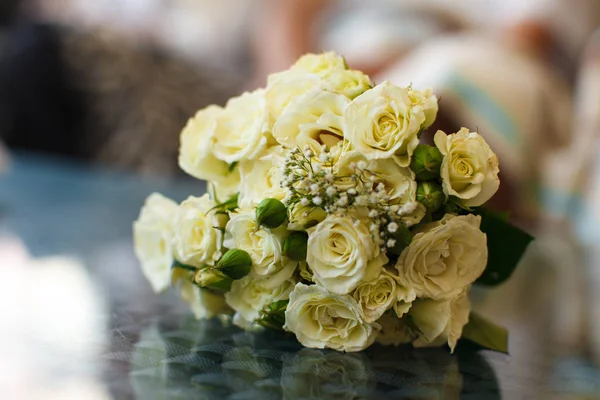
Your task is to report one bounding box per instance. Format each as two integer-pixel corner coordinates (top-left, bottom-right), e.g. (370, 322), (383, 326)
(1, 0), (600, 398)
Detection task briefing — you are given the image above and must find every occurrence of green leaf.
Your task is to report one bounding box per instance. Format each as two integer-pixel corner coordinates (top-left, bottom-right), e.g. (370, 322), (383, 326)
(474, 208), (533, 286)
(461, 312), (508, 354)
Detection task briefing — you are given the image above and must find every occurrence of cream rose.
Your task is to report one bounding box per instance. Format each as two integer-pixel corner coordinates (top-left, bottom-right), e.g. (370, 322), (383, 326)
(375, 312), (417, 346)
(344, 81), (426, 166)
(407, 87), (438, 129)
(284, 283), (378, 352)
(291, 51), (347, 76)
(307, 214), (387, 294)
(226, 273), (296, 329)
(178, 105), (231, 182)
(409, 289), (471, 352)
(273, 88), (349, 152)
(238, 146), (287, 209)
(352, 269), (400, 323)
(434, 129), (500, 207)
(171, 194), (223, 268)
(178, 278), (232, 319)
(287, 202), (326, 231)
(326, 69), (372, 99)
(396, 214), (487, 300)
(212, 90), (270, 164)
(266, 70), (323, 123)
(224, 211), (292, 278)
(133, 193), (178, 292)
(206, 162), (241, 202)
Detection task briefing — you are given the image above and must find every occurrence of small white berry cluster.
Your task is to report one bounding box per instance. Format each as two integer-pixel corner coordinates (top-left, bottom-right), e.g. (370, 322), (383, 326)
(281, 146), (420, 252)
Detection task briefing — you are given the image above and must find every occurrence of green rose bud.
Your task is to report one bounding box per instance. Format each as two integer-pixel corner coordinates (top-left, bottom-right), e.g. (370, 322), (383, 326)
(283, 231), (308, 261)
(256, 198), (287, 229)
(410, 144), (443, 181)
(387, 222), (413, 256)
(215, 249), (252, 280)
(416, 181), (445, 214)
(257, 300), (288, 331)
(194, 268), (233, 292)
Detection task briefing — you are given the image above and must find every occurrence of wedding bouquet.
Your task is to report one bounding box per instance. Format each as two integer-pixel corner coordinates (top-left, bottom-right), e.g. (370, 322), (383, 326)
(133, 52), (532, 353)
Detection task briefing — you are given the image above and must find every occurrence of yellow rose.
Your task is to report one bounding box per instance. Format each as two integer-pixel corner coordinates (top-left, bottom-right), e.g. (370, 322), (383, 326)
(375, 312), (417, 346)
(344, 81), (426, 166)
(133, 193), (178, 292)
(409, 289), (471, 352)
(213, 90), (270, 164)
(284, 283), (378, 352)
(273, 88), (349, 152)
(238, 146), (287, 209)
(287, 202), (326, 231)
(396, 214), (487, 300)
(224, 211), (294, 279)
(434, 129), (500, 207)
(407, 87), (438, 129)
(352, 269), (401, 323)
(226, 274), (295, 329)
(307, 214), (387, 294)
(178, 105), (231, 182)
(171, 194), (223, 268)
(291, 51), (347, 76)
(326, 69), (373, 99)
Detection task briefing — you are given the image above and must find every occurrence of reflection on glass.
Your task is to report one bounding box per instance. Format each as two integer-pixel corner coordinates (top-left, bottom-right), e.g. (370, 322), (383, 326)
(129, 317), (500, 399)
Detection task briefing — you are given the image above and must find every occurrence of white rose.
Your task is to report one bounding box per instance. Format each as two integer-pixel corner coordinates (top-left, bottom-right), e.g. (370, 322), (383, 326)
(238, 146), (287, 209)
(284, 283), (378, 352)
(344, 81), (426, 166)
(224, 211), (293, 278)
(375, 312), (417, 346)
(273, 88), (349, 152)
(213, 90), (270, 164)
(291, 51), (347, 76)
(410, 289), (471, 352)
(396, 214), (487, 300)
(307, 214), (387, 294)
(171, 194), (223, 268)
(287, 202), (326, 231)
(434, 128), (500, 207)
(226, 273), (295, 329)
(407, 87), (438, 129)
(133, 193), (178, 292)
(266, 70), (323, 123)
(178, 105), (231, 182)
(178, 278), (232, 319)
(326, 69), (372, 99)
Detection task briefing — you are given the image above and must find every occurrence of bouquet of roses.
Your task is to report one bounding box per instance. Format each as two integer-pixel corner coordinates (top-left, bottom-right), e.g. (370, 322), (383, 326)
(133, 52), (532, 353)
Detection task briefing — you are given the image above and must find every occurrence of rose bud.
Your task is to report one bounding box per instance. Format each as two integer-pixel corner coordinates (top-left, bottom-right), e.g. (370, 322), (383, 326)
(194, 268), (233, 292)
(256, 198), (287, 229)
(215, 249), (252, 280)
(283, 231), (309, 261)
(410, 144), (443, 181)
(416, 181), (445, 214)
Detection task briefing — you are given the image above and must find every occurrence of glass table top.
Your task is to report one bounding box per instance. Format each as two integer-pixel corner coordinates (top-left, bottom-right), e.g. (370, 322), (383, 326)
(1, 152), (599, 399)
